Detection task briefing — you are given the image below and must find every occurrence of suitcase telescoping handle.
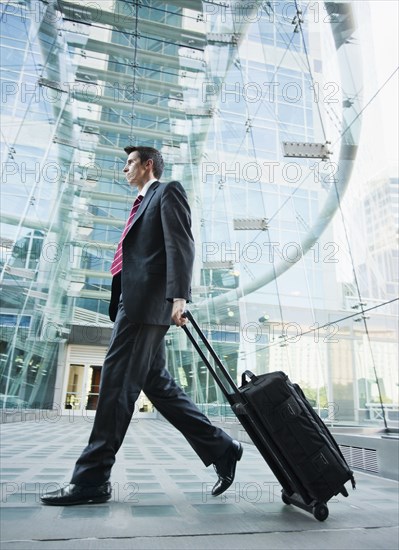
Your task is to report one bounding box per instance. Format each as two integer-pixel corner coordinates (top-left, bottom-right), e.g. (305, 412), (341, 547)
(182, 310), (240, 403)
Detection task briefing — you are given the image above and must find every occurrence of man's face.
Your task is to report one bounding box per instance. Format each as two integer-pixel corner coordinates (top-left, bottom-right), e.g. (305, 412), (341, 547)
(123, 151), (150, 188)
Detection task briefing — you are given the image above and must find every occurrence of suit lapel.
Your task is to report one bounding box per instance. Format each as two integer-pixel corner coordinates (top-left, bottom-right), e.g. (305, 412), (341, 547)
(127, 180), (160, 234)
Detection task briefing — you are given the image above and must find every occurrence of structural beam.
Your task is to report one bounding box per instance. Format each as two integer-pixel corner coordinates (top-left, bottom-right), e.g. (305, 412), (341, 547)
(75, 39), (205, 73)
(76, 67), (190, 95)
(59, 0), (206, 48)
(72, 90), (187, 119)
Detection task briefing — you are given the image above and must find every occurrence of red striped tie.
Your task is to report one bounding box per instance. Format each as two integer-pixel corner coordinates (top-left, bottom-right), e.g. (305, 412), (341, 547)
(110, 195), (143, 276)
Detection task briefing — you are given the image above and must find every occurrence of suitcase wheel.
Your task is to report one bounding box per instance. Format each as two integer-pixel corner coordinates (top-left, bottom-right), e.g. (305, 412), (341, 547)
(312, 502), (329, 522)
(281, 491), (291, 505)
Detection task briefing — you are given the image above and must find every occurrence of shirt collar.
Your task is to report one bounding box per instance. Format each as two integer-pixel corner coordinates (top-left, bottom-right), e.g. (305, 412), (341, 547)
(139, 178), (157, 198)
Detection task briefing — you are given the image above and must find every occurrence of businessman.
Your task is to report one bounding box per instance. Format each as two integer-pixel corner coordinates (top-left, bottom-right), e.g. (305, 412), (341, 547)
(41, 145), (243, 505)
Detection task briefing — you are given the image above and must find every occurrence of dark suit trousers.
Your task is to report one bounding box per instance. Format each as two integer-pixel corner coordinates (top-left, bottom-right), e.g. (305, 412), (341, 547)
(71, 300), (233, 486)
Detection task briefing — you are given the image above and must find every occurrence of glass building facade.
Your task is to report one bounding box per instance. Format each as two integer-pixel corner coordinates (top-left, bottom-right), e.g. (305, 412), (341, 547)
(1, 1), (397, 426)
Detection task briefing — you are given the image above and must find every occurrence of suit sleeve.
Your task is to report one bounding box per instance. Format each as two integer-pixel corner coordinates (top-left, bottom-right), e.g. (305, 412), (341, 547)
(160, 181), (195, 303)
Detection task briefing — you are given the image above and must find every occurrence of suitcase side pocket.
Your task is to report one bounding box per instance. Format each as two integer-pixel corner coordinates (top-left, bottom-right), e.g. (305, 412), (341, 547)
(292, 383), (356, 490)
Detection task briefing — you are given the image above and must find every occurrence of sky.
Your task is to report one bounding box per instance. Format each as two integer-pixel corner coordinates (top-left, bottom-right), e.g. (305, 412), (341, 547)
(333, 0), (398, 281)
(362, 0), (399, 170)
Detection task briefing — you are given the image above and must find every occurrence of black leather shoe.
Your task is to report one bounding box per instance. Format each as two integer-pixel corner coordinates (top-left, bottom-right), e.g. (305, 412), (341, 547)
(40, 482), (111, 506)
(212, 440), (243, 496)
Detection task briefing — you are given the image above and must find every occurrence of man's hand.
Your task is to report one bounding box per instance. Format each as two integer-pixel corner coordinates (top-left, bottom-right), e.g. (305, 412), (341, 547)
(172, 299), (187, 326)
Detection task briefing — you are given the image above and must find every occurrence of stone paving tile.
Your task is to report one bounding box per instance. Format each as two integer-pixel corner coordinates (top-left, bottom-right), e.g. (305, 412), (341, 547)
(0, 417), (398, 550)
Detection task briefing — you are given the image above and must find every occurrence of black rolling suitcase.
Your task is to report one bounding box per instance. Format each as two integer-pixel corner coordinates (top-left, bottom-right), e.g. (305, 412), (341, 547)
(182, 310), (355, 521)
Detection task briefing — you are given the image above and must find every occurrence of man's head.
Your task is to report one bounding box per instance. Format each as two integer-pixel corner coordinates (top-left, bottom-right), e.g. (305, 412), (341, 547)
(123, 146), (164, 190)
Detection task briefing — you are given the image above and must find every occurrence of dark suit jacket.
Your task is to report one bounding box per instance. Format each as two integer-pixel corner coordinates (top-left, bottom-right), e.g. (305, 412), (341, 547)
(109, 180), (195, 325)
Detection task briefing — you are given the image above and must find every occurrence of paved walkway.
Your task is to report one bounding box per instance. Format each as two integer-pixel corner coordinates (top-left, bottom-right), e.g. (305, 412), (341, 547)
(1, 416), (398, 549)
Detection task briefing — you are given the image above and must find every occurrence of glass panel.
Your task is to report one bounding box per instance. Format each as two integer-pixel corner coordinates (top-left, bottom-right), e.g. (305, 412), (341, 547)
(65, 365), (85, 410)
(85, 366), (102, 410)
(0, 0), (397, 431)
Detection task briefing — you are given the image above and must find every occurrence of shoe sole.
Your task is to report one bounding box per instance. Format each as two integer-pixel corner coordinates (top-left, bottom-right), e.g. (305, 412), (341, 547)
(41, 495), (111, 506)
(231, 443), (243, 478)
(236, 443), (244, 461)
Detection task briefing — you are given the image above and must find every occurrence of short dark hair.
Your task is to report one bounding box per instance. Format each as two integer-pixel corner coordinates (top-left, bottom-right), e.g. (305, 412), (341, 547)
(124, 145), (164, 180)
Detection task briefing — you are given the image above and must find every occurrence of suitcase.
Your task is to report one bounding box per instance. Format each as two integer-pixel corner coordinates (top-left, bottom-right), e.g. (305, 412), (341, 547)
(182, 310), (355, 521)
